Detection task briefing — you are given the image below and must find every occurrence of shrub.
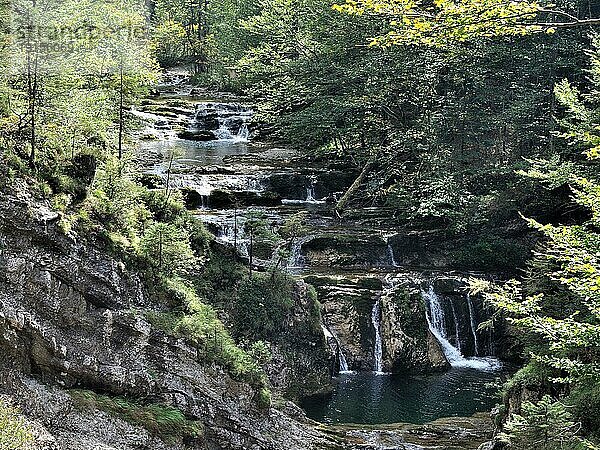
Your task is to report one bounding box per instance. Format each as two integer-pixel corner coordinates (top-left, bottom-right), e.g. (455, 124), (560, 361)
(0, 399), (33, 450)
(455, 235), (528, 271)
(152, 279), (270, 393)
(255, 388), (271, 410)
(194, 251), (246, 306)
(499, 395), (585, 450)
(568, 382), (600, 441)
(232, 272), (294, 339)
(70, 390), (202, 443)
(138, 222), (196, 277)
(503, 362), (555, 397)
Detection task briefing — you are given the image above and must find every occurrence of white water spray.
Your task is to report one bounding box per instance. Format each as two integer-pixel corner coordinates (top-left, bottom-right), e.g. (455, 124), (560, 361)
(467, 294), (480, 356)
(322, 325), (351, 373)
(449, 299), (462, 354)
(387, 244), (398, 267)
(371, 298), (384, 374)
(422, 285), (501, 371)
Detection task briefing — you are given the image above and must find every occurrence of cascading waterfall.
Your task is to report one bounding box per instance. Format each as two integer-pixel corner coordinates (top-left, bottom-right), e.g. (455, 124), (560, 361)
(200, 195), (208, 209)
(236, 123), (250, 141)
(289, 241), (304, 269)
(466, 294), (480, 356)
(306, 177), (317, 202)
(287, 235), (313, 270)
(422, 285), (500, 371)
(322, 325), (351, 373)
(371, 298), (384, 374)
(193, 102), (252, 142)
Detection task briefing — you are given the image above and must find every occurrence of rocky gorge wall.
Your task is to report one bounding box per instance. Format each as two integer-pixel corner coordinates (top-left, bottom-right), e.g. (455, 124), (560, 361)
(306, 272), (504, 375)
(0, 181), (339, 450)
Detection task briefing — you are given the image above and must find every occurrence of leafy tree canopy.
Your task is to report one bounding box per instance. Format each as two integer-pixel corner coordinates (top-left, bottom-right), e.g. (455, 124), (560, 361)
(334, 0), (600, 46)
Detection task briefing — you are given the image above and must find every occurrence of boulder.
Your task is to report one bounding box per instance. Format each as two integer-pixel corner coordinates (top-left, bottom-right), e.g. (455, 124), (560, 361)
(381, 283), (450, 373)
(177, 129), (217, 141)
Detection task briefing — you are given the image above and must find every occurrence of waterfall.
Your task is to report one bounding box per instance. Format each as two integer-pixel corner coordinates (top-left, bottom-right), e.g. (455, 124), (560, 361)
(386, 244), (398, 267)
(322, 325), (351, 373)
(247, 177), (263, 192)
(235, 123), (249, 142)
(287, 235), (312, 271)
(422, 285), (500, 371)
(449, 299), (462, 354)
(192, 102), (253, 143)
(200, 195), (208, 209)
(466, 294), (480, 356)
(289, 240), (304, 269)
(371, 298), (384, 374)
(306, 177), (317, 202)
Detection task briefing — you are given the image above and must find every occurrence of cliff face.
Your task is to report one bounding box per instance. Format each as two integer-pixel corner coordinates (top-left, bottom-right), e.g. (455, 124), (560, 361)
(380, 283), (449, 374)
(0, 182), (335, 450)
(308, 275), (450, 374)
(264, 280), (335, 399)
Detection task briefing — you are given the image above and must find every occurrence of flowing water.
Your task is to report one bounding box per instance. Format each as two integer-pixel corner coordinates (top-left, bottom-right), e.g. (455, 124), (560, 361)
(322, 324), (351, 373)
(138, 74), (508, 426)
(371, 298), (384, 374)
(467, 294), (481, 356)
(423, 285), (501, 371)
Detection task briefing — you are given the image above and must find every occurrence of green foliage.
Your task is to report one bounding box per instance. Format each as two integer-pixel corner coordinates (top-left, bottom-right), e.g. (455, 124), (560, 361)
(568, 381), (600, 440)
(194, 251), (247, 305)
(139, 222), (196, 277)
(503, 362), (556, 397)
(246, 340), (273, 366)
(151, 19), (188, 66)
(69, 390), (202, 443)
(232, 272), (294, 339)
(151, 0), (210, 71)
(153, 278), (269, 390)
(255, 387), (272, 410)
(333, 0), (590, 46)
(205, 0), (588, 242)
(499, 395), (584, 450)
(455, 235), (529, 271)
(1, 0), (158, 173)
(470, 37), (600, 446)
(0, 399), (33, 450)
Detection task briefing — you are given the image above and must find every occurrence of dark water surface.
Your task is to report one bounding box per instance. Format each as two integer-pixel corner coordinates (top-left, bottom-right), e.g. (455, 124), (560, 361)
(300, 368), (505, 425)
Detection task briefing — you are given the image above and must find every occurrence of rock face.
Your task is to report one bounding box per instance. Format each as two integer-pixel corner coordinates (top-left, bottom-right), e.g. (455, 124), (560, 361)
(380, 281), (449, 373)
(308, 275), (383, 371)
(303, 234), (389, 268)
(307, 274), (450, 374)
(0, 182), (338, 450)
(263, 281), (335, 399)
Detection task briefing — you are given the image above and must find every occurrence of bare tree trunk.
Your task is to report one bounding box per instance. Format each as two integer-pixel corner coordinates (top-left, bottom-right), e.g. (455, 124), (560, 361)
(118, 65), (124, 159)
(163, 150), (175, 211)
(335, 159), (374, 218)
(233, 204), (238, 251)
(27, 0), (38, 170)
(158, 229), (163, 272)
